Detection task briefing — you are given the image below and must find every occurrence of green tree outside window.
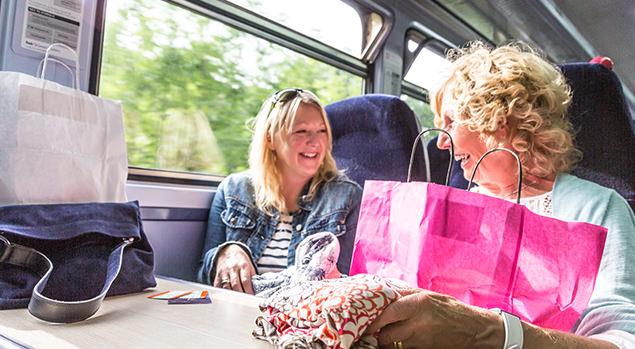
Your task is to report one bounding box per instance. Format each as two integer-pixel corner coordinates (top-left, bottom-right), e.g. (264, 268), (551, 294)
(100, 0), (362, 175)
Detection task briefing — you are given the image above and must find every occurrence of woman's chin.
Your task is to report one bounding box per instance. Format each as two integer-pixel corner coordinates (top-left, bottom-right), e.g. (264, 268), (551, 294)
(294, 168), (319, 182)
(460, 164), (475, 179)
(297, 160), (321, 174)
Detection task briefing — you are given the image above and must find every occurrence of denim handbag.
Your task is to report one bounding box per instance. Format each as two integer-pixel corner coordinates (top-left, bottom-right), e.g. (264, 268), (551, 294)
(0, 201), (156, 322)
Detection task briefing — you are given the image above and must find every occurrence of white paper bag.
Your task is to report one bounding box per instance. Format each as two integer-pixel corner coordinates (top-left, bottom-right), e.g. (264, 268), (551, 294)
(0, 48), (128, 205)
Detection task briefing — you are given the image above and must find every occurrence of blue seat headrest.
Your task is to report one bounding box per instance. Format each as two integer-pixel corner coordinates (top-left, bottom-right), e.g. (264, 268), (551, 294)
(325, 94), (426, 187)
(560, 63), (634, 182)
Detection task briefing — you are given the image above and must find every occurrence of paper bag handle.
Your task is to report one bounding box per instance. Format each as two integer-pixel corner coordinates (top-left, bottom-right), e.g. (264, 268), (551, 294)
(407, 128), (454, 185)
(467, 148), (523, 204)
(36, 57), (76, 89)
(40, 43), (80, 90)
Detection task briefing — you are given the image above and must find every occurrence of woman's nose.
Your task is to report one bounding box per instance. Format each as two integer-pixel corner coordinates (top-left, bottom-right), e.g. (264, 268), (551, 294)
(436, 132), (451, 150)
(306, 131), (320, 144)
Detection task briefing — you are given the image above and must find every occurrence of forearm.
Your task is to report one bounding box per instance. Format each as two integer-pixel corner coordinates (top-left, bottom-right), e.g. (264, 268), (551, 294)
(483, 307), (619, 348)
(521, 321), (618, 349)
(370, 290), (625, 349)
(198, 184), (228, 284)
(480, 310), (618, 349)
(197, 245), (220, 284)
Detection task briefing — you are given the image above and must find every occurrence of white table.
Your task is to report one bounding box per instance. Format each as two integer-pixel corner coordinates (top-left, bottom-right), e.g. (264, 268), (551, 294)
(0, 277), (272, 348)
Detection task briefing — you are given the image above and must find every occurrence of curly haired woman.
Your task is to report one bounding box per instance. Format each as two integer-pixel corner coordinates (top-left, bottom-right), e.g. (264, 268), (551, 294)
(367, 42), (635, 348)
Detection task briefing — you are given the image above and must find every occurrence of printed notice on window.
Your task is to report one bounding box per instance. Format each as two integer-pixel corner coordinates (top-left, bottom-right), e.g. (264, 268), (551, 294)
(21, 0), (83, 60)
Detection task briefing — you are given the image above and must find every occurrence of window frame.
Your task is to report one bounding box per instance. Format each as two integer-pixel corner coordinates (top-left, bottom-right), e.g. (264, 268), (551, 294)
(90, 0), (392, 185)
(400, 29), (455, 154)
(400, 28), (452, 117)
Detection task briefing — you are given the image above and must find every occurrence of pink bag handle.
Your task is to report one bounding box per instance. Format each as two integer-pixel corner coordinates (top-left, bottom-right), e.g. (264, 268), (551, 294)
(467, 148), (523, 204)
(408, 128), (454, 185)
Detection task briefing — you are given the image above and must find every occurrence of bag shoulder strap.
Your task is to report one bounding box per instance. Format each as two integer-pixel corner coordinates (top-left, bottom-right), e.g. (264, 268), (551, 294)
(0, 235), (133, 323)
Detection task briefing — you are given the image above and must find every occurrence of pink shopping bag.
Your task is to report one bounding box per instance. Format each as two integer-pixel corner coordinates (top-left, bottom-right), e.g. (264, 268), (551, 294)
(349, 180), (608, 331)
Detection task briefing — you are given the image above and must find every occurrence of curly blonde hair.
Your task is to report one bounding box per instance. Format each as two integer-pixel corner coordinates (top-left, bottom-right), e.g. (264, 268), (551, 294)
(249, 89), (338, 214)
(432, 41), (581, 179)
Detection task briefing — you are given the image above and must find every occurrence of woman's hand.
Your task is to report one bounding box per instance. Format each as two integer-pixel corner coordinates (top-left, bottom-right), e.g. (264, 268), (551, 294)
(365, 288), (503, 349)
(213, 244), (256, 294)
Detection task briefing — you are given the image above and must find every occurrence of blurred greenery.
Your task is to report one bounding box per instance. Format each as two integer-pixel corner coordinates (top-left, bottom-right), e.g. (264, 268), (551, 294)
(100, 0), (362, 175)
(401, 95), (437, 144)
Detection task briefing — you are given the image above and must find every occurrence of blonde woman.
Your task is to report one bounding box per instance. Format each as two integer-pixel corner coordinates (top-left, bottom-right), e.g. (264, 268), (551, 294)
(197, 89), (362, 294)
(367, 42), (635, 348)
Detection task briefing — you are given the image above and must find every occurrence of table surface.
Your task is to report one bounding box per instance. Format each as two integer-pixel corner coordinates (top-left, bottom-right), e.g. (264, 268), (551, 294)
(0, 277), (273, 348)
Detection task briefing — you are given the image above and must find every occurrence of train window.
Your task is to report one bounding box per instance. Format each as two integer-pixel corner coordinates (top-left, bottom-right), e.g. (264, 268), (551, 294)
(401, 94), (434, 129)
(227, 0), (363, 57)
(99, 0), (364, 177)
(401, 32), (451, 142)
(435, 0), (510, 44)
(404, 46), (451, 93)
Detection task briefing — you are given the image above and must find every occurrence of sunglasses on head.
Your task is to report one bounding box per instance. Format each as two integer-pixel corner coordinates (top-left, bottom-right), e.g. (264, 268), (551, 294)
(272, 88), (304, 104)
(266, 88), (318, 118)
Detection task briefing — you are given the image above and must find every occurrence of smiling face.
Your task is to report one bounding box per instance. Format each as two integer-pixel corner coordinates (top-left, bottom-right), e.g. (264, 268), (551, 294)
(436, 103), (519, 191)
(269, 103), (328, 186)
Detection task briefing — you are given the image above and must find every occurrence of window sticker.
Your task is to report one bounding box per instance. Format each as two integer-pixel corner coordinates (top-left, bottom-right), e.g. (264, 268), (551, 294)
(21, 0), (83, 59)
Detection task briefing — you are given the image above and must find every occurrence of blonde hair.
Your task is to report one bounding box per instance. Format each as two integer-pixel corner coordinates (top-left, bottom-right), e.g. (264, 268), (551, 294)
(248, 89), (339, 214)
(432, 41), (581, 179)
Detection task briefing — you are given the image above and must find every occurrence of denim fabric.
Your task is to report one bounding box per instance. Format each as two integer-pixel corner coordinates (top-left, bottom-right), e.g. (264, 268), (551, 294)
(0, 201), (156, 309)
(197, 171), (362, 285)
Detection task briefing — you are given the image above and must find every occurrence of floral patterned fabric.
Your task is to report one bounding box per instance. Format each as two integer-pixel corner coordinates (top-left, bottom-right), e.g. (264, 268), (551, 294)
(253, 274), (410, 349)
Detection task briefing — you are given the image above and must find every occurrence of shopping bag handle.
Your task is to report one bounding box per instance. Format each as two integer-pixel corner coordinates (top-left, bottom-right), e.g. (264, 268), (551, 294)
(36, 57), (76, 89)
(41, 43), (80, 90)
(408, 128), (454, 185)
(0, 234), (134, 323)
(467, 148), (523, 204)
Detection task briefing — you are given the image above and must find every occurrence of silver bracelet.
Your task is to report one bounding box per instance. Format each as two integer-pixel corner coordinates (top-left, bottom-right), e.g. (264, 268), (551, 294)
(491, 308), (524, 349)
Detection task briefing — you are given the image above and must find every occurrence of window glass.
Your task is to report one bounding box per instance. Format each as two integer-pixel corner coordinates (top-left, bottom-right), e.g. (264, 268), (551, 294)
(404, 47), (451, 93)
(100, 0), (363, 175)
(227, 0), (363, 57)
(401, 95), (437, 144)
(436, 0), (507, 43)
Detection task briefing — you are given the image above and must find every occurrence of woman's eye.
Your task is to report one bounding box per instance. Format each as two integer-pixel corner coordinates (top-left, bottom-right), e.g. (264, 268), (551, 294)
(294, 129), (307, 134)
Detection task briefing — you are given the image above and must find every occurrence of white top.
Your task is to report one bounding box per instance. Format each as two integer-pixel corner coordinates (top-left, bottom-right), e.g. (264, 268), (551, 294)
(472, 186), (554, 216)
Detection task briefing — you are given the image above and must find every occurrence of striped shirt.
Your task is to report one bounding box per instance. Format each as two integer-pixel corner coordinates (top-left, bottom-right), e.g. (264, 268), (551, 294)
(257, 213), (293, 274)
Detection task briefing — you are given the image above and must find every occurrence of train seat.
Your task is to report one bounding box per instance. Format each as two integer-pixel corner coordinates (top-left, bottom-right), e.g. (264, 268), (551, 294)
(324, 94), (427, 187)
(425, 62), (634, 209)
(560, 62), (634, 204)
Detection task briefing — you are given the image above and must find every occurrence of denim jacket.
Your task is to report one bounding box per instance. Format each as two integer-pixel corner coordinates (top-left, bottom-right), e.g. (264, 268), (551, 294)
(197, 170), (362, 285)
